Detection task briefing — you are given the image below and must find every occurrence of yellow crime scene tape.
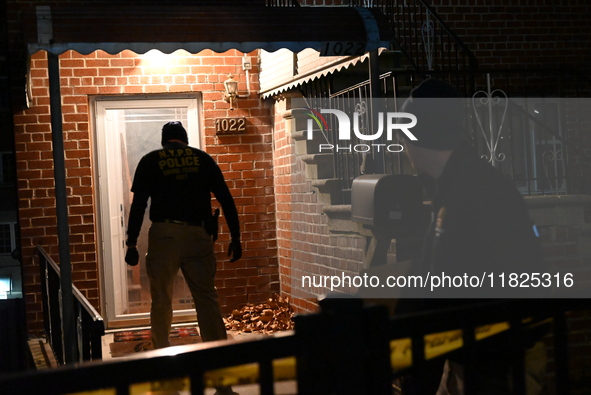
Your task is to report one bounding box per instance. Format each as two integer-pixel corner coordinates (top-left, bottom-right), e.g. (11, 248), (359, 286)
(201, 321), (511, 387)
(68, 321), (517, 394)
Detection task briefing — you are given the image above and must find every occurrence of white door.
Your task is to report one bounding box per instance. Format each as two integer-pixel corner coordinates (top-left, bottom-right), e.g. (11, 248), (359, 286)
(94, 96), (201, 327)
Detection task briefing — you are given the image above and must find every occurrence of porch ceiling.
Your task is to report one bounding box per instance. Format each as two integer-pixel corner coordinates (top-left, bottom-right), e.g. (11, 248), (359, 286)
(25, 5), (393, 55)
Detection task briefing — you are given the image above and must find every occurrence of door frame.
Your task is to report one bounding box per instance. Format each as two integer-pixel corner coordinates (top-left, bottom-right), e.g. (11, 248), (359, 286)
(91, 94), (202, 328)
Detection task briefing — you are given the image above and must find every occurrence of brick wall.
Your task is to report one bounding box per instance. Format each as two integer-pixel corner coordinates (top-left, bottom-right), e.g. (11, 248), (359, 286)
(429, 1), (591, 72)
(272, 100), (299, 308)
(272, 100), (367, 312)
(527, 195), (591, 291)
(525, 195), (591, 393)
(15, 49), (279, 332)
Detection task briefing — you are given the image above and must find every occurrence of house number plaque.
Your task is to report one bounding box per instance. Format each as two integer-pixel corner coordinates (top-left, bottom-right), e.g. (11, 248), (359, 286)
(215, 117), (247, 134)
(320, 41), (366, 56)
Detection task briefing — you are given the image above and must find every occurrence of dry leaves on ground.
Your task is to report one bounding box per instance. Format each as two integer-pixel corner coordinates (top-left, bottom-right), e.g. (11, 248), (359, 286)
(224, 293), (295, 334)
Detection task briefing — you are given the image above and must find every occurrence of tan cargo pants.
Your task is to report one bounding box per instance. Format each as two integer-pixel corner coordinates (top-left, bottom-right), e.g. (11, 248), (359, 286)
(146, 221), (227, 349)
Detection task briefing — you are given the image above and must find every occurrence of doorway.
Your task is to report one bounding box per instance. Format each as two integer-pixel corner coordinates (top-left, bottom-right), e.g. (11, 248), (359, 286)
(93, 95), (201, 327)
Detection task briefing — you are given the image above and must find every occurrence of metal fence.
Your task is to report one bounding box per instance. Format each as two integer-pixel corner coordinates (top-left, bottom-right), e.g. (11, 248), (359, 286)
(0, 298), (584, 394)
(37, 246), (104, 364)
(349, 0), (479, 73)
(300, 69), (583, 204)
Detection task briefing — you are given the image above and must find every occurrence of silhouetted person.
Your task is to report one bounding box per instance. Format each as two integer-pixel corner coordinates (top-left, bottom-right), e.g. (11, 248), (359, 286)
(398, 79), (545, 394)
(125, 121), (241, 395)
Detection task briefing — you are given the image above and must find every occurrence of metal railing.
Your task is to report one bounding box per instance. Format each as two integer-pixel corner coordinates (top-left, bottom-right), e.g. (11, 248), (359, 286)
(265, 0), (299, 6)
(350, 0), (478, 72)
(37, 245), (104, 364)
(300, 69), (584, 204)
(0, 298), (584, 394)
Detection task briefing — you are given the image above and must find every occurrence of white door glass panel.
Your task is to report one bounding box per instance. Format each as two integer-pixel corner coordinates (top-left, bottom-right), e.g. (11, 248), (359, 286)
(94, 97), (200, 326)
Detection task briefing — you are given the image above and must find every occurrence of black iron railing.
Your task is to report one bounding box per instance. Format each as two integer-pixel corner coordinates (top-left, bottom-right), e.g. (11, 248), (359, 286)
(37, 245), (104, 364)
(350, 0), (478, 72)
(300, 69), (584, 204)
(0, 298), (584, 394)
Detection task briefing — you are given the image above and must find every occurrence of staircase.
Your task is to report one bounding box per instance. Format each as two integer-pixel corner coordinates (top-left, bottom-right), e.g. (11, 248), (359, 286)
(285, 66), (418, 234)
(281, 0), (477, 233)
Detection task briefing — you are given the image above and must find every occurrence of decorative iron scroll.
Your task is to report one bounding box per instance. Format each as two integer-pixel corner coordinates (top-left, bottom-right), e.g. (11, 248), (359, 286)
(421, 10), (435, 71)
(472, 74), (508, 167)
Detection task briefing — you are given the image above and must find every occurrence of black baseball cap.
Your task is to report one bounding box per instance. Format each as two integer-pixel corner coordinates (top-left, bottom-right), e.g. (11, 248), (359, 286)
(161, 121), (188, 145)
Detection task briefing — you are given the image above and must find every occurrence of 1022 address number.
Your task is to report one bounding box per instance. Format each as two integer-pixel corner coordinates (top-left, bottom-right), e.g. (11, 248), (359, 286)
(215, 117), (246, 134)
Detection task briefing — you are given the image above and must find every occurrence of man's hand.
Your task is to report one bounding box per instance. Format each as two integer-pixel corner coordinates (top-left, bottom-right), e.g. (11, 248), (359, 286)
(125, 247), (139, 266)
(228, 239), (242, 262)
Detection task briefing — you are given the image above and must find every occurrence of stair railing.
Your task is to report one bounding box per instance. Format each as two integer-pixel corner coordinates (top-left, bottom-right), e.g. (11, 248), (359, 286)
(350, 0), (478, 72)
(37, 245), (104, 364)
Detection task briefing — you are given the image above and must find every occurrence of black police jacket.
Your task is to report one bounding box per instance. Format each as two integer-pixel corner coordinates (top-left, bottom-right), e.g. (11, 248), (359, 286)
(126, 142), (240, 245)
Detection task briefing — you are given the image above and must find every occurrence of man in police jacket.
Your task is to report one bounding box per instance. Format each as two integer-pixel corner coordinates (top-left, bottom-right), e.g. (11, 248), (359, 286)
(124, 121), (241, 353)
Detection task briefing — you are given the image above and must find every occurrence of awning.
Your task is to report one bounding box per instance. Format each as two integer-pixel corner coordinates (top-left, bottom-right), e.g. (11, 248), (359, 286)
(26, 5), (393, 56)
(260, 48), (389, 98)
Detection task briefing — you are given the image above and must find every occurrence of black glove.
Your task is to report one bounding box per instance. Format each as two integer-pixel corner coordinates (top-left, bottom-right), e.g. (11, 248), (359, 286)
(228, 239), (242, 262)
(125, 247), (139, 266)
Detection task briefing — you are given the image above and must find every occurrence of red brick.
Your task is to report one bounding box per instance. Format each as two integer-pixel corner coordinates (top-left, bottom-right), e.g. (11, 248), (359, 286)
(14, 47), (282, 333)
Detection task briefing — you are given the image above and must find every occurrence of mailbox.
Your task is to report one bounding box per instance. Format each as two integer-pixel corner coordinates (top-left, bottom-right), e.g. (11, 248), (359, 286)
(351, 174), (423, 237)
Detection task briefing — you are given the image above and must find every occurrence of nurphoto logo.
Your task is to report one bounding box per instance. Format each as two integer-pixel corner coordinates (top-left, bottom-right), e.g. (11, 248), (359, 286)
(299, 107), (418, 153)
